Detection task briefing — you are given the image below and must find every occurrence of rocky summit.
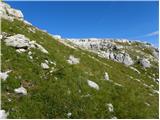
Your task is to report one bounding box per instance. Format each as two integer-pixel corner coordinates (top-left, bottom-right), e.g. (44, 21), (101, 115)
(1, 2), (159, 119)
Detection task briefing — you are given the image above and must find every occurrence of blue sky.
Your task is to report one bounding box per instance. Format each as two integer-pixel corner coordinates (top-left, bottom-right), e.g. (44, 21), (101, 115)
(7, 1), (159, 47)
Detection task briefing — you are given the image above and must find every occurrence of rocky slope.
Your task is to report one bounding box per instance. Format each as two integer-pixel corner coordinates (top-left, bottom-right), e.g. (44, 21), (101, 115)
(62, 38), (159, 67)
(0, 2), (159, 119)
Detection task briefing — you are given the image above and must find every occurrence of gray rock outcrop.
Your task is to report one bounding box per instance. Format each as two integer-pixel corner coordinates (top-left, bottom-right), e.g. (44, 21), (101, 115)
(152, 49), (159, 59)
(140, 58), (151, 68)
(66, 39), (134, 66)
(123, 53), (134, 66)
(0, 2), (23, 21)
(4, 34), (30, 48)
(4, 34), (48, 54)
(100, 51), (134, 66)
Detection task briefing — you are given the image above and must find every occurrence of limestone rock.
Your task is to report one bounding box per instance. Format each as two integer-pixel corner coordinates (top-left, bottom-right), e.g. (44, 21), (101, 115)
(109, 52), (133, 66)
(6, 7), (23, 18)
(65, 39), (136, 66)
(116, 45), (123, 49)
(67, 112), (72, 118)
(28, 51), (32, 56)
(104, 72), (109, 81)
(1, 32), (8, 39)
(99, 51), (110, 59)
(0, 70), (11, 81)
(23, 20), (32, 26)
(0, 35), (2, 40)
(4, 34), (30, 48)
(106, 103), (114, 112)
(115, 53), (124, 63)
(109, 52), (115, 60)
(41, 63), (49, 69)
(53, 35), (61, 39)
(152, 49), (159, 59)
(67, 55), (80, 64)
(4, 34), (48, 54)
(34, 43), (48, 54)
(140, 58), (151, 68)
(123, 53), (134, 66)
(0, 110), (8, 119)
(16, 48), (26, 53)
(14, 86), (27, 95)
(0, 2), (23, 21)
(87, 80), (99, 90)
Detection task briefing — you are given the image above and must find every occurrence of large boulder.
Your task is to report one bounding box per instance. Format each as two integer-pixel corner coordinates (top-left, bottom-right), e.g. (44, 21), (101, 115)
(115, 53), (124, 63)
(140, 58), (151, 68)
(123, 53), (134, 66)
(3, 34), (48, 54)
(109, 52), (134, 66)
(4, 34), (30, 48)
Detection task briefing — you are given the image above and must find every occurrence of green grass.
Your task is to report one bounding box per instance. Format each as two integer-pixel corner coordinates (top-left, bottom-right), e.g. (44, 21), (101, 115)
(1, 19), (159, 118)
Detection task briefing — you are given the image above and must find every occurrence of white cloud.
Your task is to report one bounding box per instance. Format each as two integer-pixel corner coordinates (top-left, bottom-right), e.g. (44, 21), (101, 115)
(145, 31), (159, 37)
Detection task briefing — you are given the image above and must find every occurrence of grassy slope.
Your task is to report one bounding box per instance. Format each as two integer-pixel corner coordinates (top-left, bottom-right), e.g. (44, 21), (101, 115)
(1, 19), (159, 118)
